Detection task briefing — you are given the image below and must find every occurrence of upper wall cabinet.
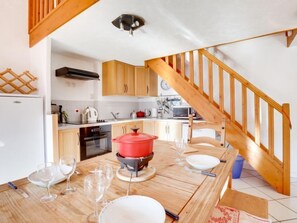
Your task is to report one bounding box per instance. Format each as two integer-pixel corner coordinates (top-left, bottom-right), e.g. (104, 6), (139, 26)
(102, 60), (135, 96)
(135, 67), (158, 97)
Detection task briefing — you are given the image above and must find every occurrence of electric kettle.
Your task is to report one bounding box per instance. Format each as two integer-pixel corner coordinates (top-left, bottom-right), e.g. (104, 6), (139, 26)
(144, 109), (151, 117)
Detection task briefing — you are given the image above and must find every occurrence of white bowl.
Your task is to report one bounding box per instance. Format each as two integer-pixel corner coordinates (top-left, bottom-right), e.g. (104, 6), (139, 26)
(99, 195), (165, 223)
(186, 154), (220, 170)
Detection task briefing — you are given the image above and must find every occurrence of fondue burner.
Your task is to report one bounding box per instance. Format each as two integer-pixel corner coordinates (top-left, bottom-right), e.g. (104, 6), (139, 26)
(116, 152), (156, 182)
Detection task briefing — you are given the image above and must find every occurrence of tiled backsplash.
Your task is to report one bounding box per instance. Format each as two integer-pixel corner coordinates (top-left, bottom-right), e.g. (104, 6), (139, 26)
(52, 96), (189, 122)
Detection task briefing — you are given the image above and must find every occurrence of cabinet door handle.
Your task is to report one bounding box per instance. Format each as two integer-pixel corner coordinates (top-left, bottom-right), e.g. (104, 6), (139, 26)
(77, 132), (80, 146)
(126, 84), (128, 93)
(147, 86), (149, 95)
(168, 125), (170, 134)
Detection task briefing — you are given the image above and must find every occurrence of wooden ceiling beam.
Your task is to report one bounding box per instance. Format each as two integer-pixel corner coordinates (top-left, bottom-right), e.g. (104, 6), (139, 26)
(286, 29), (297, 47)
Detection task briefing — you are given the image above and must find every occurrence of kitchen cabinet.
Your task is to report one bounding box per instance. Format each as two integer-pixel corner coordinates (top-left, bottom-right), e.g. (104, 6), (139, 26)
(143, 120), (155, 135)
(154, 121), (182, 141)
(135, 67), (158, 96)
(58, 128), (80, 162)
(111, 121), (143, 151)
(102, 60), (135, 96)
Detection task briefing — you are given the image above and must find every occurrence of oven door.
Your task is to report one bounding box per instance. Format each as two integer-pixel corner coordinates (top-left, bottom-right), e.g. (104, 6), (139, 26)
(80, 128), (111, 161)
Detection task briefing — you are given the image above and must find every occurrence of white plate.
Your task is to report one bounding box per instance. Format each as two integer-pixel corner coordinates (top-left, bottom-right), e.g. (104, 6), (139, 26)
(186, 154), (220, 170)
(99, 195), (166, 223)
(27, 166), (70, 187)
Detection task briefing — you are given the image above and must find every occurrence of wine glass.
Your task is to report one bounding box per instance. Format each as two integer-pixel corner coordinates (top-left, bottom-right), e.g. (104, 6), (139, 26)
(102, 164), (114, 205)
(175, 139), (186, 166)
(84, 174), (106, 223)
(59, 156), (77, 195)
(37, 162), (57, 203)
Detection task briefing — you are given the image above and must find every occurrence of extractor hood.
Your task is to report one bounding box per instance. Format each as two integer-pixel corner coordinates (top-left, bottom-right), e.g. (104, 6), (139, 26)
(55, 67), (99, 80)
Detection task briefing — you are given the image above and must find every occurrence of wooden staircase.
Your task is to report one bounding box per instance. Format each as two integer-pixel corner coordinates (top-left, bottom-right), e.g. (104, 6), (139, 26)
(146, 49), (291, 195)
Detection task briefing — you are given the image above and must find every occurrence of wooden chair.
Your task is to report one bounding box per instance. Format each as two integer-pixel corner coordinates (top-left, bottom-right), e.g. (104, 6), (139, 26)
(218, 188), (268, 218)
(187, 115), (226, 147)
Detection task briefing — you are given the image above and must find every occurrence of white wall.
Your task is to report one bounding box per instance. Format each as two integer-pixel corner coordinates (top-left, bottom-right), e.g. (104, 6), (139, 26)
(51, 53), (100, 101)
(0, 1), (30, 74)
(211, 33), (297, 177)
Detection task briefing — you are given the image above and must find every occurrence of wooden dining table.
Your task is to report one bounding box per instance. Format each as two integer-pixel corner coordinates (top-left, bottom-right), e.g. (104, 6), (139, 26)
(0, 140), (237, 223)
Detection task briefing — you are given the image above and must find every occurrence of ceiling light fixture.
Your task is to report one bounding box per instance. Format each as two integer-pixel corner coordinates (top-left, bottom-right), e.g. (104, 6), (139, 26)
(112, 14), (145, 37)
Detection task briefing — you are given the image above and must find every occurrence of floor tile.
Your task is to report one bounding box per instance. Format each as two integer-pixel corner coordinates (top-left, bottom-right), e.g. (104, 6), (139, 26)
(241, 176), (269, 187)
(240, 169), (253, 178)
(244, 169), (261, 177)
(232, 178), (252, 190)
(269, 214), (279, 222)
(290, 185), (297, 196)
(269, 201), (297, 221)
(278, 197), (297, 213)
(237, 187), (272, 200)
(280, 219), (297, 223)
(257, 185), (289, 200)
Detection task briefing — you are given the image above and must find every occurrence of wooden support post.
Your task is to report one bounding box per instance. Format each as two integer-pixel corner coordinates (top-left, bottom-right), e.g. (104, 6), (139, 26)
(219, 67), (224, 112)
(254, 95), (260, 145)
(242, 85), (247, 133)
(208, 59), (213, 102)
(181, 53), (185, 78)
(230, 76), (235, 122)
(172, 54), (177, 71)
(282, 103), (290, 195)
(268, 105), (274, 157)
(198, 50), (203, 93)
(189, 51), (194, 85)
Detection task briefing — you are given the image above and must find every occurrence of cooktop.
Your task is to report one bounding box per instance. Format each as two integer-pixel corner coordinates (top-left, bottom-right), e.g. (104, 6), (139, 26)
(66, 120), (106, 125)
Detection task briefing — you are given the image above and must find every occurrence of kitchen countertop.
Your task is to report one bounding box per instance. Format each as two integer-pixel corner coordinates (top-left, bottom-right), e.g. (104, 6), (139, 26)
(58, 117), (202, 130)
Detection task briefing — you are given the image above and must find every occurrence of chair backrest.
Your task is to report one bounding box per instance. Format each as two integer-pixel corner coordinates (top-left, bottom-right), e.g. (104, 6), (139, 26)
(187, 115), (226, 147)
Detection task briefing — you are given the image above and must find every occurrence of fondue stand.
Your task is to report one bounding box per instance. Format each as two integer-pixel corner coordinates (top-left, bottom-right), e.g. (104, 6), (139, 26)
(113, 128), (158, 182)
(115, 152), (156, 182)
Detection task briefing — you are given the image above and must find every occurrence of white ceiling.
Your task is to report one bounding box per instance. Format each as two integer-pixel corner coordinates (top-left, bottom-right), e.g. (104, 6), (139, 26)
(50, 0), (297, 65)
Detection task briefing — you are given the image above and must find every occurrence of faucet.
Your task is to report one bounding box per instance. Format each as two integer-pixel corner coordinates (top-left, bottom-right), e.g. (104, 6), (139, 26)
(111, 112), (119, 120)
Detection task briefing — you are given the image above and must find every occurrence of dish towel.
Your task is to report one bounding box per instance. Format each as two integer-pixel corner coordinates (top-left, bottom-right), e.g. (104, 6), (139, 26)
(209, 205), (271, 223)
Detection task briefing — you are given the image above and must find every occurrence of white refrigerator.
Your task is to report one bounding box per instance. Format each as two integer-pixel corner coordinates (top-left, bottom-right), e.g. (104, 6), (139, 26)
(0, 94), (45, 184)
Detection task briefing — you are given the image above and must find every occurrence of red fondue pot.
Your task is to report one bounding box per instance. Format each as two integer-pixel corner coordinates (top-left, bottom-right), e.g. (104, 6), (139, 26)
(112, 128), (158, 157)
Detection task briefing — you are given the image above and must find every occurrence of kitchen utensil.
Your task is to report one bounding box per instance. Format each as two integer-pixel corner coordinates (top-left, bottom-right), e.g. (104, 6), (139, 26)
(186, 154), (220, 170)
(82, 107), (98, 123)
(184, 165), (217, 177)
(151, 108), (157, 118)
(144, 109), (151, 117)
(112, 128), (158, 157)
(59, 156), (77, 195)
(165, 209), (179, 221)
(136, 111), (145, 117)
(8, 182), (29, 198)
(130, 111), (137, 119)
(99, 195), (166, 223)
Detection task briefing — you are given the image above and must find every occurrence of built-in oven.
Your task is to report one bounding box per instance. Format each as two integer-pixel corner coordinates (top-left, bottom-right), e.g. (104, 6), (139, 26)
(79, 125), (112, 161)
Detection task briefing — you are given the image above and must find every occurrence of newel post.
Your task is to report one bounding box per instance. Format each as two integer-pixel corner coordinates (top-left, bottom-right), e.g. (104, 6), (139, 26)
(282, 103), (290, 195)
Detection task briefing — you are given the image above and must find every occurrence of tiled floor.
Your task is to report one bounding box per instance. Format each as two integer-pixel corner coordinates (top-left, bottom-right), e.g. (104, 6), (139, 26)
(232, 168), (297, 223)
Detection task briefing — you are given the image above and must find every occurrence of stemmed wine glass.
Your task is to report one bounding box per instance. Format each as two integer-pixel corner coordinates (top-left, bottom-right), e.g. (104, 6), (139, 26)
(84, 174), (106, 223)
(175, 139), (186, 166)
(59, 156), (77, 195)
(102, 164), (114, 205)
(37, 162), (57, 203)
